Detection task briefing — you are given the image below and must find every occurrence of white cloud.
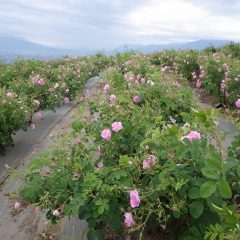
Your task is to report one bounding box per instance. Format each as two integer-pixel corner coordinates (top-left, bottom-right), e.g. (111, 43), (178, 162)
(0, 0), (240, 48)
(127, 0), (240, 43)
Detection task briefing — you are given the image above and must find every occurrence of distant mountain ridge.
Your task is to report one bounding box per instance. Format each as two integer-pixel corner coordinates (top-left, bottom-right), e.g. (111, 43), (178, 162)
(116, 39), (230, 54)
(0, 35), (233, 62)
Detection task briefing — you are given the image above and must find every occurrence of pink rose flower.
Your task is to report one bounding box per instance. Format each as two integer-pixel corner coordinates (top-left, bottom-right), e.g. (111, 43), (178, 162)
(48, 87), (55, 93)
(112, 122), (123, 132)
(109, 94), (117, 101)
(236, 99), (240, 109)
(101, 129), (111, 141)
(133, 96), (141, 104)
(124, 60), (132, 66)
(182, 131), (201, 142)
(161, 66), (170, 74)
(33, 99), (40, 106)
(34, 112), (42, 121)
(129, 190), (140, 208)
(64, 97), (70, 104)
(142, 155), (156, 169)
(37, 78), (45, 86)
(199, 70), (205, 78)
(103, 84), (110, 93)
(14, 202), (21, 209)
(124, 212), (135, 228)
(6, 92), (14, 98)
(196, 80), (202, 89)
(97, 160), (104, 169)
(53, 210), (60, 217)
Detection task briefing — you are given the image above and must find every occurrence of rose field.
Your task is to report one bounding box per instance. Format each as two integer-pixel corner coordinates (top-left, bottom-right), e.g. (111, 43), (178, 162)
(0, 43), (240, 240)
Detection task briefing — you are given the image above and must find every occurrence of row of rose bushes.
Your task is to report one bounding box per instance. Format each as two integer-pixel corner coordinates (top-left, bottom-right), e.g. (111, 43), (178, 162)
(149, 42), (240, 108)
(2, 44), (239, 154)
(0, 54), (112, 154)
(18, 52), (240, 239)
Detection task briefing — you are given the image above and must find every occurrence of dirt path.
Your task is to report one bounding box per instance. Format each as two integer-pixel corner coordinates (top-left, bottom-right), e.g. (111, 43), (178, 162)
(196, 97), (238, 154)
(0, 76), (100, 240)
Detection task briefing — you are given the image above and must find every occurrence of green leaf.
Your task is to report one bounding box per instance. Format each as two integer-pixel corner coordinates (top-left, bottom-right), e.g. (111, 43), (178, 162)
(201, 168), (220, 180)
(95, 229), (105, 240)
(218, 177), (232, 199)
(200, 181), (217, 198)
(119, 155), (130, 167)
(98, 205), (105, 215)
(173, 210), (181, 219)
(188, 187), (200, 199)
(87, 230), (96, 240)
(204, 151), (221, 171)
(189, 201), (204, 219)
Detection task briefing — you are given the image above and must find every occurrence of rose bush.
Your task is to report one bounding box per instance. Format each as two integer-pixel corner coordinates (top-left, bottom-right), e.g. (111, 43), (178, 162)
(18, 61), (240, 240)
(0, 54), (113, 153)
(149, 43), (240, 107)
(0, 87), (34, 154)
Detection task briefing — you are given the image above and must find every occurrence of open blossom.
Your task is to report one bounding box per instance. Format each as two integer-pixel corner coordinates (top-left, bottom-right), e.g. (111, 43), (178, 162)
(109, 94), (117, 101)
(199, 69), (205, 78)
(48, 87), (55, 93)
(196, 80), (202, 89)
(14, 202), (21, 209)
(103, 84), (110, 93)
(191, 72), (197, 80)
(129, 190), (140, 208)
(223, 63), (229, 72)
(64, 97), (70, 104)
(236, 99), (240, 109)
(97, 160), (104, 169)
(6, 92), (14, 98)
(101, 129), (111, 141)
(37, 78), (45, 86)
(161, 66), (170, 74)
(182, 131), (201, 142)
(124, 212), (135, 228)
(53, 210), (60, 217)
(133, 96), (141, 104)
(124, 60), (132, 66)
(33, 99), (40, 106)
(112, 122), (123, 132)
(34, 112), (42, 121)
(220, 80), (227, 92)
(143, 155), (156, 169)
(30, 124), (36, 130)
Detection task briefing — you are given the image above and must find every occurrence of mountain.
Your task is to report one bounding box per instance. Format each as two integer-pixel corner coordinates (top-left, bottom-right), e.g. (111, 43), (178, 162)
(114, 40), (230, 54)
(0, 35), (233, 62)
(0, 36), (98, 62)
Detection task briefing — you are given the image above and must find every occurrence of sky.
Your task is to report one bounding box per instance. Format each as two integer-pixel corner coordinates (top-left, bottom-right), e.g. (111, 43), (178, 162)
(1, 0), (240, 49)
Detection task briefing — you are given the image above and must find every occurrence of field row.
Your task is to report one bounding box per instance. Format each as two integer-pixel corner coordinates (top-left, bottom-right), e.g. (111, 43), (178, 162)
(10, 47), (240, 239)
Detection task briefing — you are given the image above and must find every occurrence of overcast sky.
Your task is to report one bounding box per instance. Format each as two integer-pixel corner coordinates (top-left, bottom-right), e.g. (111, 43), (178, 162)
(1, 0), (240, 49)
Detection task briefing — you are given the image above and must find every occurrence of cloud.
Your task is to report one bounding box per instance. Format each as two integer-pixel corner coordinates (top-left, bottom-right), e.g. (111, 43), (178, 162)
(127, 0), (240, 43)
(0, 0), (240, 49)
